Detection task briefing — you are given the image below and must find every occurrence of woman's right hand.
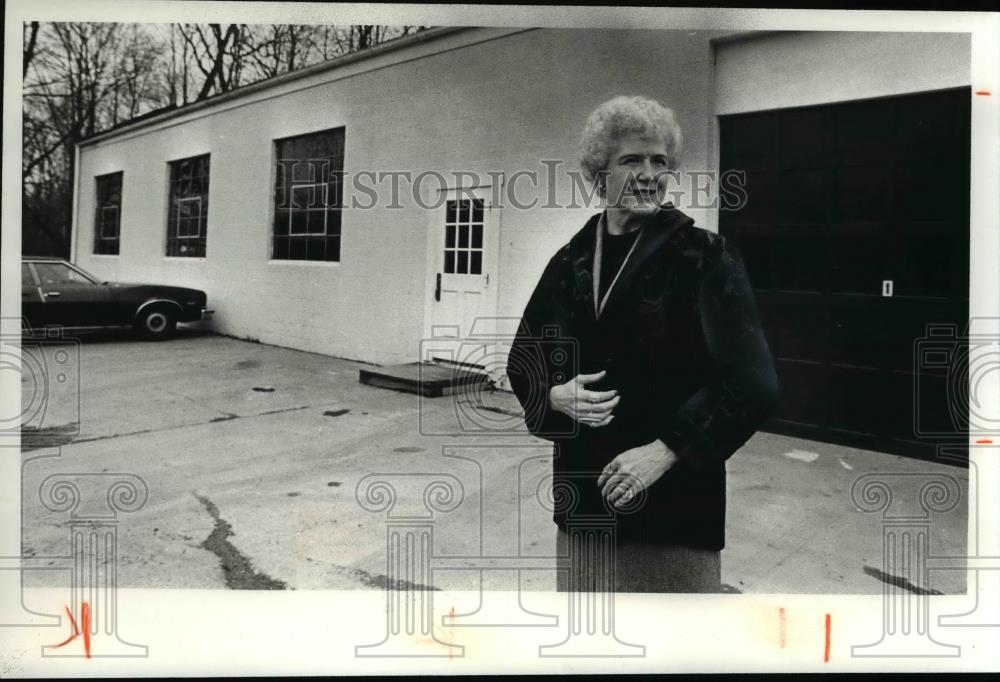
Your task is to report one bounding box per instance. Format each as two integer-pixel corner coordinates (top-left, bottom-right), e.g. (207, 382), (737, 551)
(548, 370), (620, 428)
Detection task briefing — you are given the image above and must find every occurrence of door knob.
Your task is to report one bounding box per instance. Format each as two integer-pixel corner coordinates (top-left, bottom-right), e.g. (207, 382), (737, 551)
(45, 291), (61, 297)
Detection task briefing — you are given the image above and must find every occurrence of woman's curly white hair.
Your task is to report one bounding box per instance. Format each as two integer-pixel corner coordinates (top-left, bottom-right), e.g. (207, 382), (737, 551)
(579, 95), (683, 186)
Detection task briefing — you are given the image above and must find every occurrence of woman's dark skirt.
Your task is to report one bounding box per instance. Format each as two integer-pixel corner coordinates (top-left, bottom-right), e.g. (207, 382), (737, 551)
(556, 528), (721, 593)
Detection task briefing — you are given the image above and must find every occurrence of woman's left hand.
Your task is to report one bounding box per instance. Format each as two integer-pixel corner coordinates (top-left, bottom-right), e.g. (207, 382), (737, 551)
(597, 440), (679, 508)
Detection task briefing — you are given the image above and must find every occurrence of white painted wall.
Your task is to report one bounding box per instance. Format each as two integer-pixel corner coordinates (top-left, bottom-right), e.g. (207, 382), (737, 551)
(74, 28), (971, 367)
(714, 31), (971, 115)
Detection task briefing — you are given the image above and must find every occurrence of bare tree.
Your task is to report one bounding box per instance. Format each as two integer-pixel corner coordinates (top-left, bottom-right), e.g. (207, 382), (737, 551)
(23, 21), (40, 77)
(22, 21), (427, 256)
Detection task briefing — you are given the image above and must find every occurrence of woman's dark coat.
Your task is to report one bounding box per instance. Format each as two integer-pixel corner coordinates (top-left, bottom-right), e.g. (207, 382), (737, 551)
(508, 205), (779, 550)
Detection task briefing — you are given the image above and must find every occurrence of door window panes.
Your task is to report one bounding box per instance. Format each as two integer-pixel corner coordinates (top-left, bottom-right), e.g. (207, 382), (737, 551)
(443, 198), (485, 274)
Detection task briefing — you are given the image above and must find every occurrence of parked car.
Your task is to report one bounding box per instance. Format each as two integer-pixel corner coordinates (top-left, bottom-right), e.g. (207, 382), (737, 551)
(21, 258), (213, 340)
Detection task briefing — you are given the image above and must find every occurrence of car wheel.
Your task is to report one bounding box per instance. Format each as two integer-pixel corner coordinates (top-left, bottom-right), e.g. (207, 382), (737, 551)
(135, 305), (178, 340)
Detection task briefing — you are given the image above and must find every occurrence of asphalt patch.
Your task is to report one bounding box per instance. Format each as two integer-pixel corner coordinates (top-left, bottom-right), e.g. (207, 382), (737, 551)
(316, 560), (440, 591)
(193, 492), (288, 590)
(20, 423), (79, 452)
(234, 359), (261, 370)
(323, 409), (350, 417)
(252, 386), (275, 393)
(392, 446), (425, 453)
(863, 565), (943, 595)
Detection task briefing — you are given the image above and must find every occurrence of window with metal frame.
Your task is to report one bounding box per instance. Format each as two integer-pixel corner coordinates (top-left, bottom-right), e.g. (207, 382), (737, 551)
(94, 172), (123, 255)
(167, 154), (210, 257)
(272, 127), (345, 262)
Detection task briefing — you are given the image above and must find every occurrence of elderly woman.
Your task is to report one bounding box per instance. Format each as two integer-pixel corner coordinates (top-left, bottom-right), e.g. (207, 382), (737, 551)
(508, 95), (778, 593)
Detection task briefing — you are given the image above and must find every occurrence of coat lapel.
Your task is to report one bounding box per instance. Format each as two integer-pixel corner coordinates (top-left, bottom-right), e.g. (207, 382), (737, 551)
(567, 213), (602, 322)
(597, 205), (693, 319)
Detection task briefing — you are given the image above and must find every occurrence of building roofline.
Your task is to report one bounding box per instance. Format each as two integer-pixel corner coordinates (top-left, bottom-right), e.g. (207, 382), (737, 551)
(78, 25), (469, 148)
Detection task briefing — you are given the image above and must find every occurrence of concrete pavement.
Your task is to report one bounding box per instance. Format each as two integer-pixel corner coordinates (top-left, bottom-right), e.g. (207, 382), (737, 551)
(19, 331), (968, 594)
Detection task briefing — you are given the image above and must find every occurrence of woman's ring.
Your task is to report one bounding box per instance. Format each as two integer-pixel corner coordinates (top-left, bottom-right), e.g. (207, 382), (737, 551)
(621, 488), (634, 501)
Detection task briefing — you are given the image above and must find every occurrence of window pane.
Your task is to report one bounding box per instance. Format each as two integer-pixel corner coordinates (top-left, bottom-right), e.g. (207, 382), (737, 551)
(472, 199), (484, 223)
(444, 251), (455, 274)
(22, 265), (35, 286)
(457, 251), (468, 274)
(273, 211), (289, 236)
(291, 210), (307, 235)
(101, 207), (119, 237)
(446, 201), (457, 224)
(306, 236), (325, 260)
(471, 225), (482, 249)
(471, 251), (482, 275)
(273, 236), (289, 260)
(458, 225), (469, 248)
(325, 235), (340, 262)
(445, 224), (456, 248)
(306, 210), (326, 235)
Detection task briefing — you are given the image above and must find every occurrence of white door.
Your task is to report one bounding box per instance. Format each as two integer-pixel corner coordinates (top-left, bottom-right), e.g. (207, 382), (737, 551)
(422, 184), (502, 373)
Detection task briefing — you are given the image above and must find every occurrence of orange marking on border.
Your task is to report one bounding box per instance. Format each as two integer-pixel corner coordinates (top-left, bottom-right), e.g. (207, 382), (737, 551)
(778, 607), (786, 648)
(975, 90), (991, 96)
(976, 439), (993, 444)
(52, 605), (80, 648)
(448, 606), (456, 661)
(81, 601), (91, 659)
(824, 613), (831, 662)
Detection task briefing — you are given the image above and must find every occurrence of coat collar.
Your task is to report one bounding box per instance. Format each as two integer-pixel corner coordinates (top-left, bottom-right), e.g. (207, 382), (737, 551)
(566, 204), (694, 321)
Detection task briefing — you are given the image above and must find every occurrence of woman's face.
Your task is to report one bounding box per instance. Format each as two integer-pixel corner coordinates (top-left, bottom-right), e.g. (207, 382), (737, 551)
(602, 135), (671, 216)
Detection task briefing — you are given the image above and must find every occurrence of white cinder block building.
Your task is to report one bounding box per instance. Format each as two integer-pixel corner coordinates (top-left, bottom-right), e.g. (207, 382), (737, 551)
(73, 27), (972, 458)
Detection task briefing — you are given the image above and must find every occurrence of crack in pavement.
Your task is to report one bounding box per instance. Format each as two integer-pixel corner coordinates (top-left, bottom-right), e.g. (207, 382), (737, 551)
(193, 492), (288, 590)
(20, 423), (80, 452)
(306, 557), (440, 591)
(59, 405), (317, 446)
(863, 565), (943, 595)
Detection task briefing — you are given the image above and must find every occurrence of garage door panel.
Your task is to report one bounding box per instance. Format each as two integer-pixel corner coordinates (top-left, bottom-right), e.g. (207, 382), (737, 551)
(880, 299), (966, 372)
(759, 295), (826, 362)
(836, 99), (895, 164)
(912, 371), (964, 439)
(829, 222), (892, 295)
(828, 298), (889, 368)
(773, 361), (828, 428)
(777, 169), (830, 224)
(835, 165), (890, 222)
(731, 224), (774, 291)
(891, 221), (962, 298)
(892, 160), (965, 222)
(893, 90), (969, 158)
(773, 224), (825, 292)
(720, 115), (778, 170)
(728, 170), (777, 225)
(779, 107), (834, 169)
(827, 366), (889, 438)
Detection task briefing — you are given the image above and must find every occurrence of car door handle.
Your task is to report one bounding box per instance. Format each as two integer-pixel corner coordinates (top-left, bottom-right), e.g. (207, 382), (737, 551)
(44, 291), (61, 297)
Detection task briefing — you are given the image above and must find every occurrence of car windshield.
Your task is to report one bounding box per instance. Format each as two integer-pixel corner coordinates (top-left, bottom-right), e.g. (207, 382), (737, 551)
(31, 262), (101, 286)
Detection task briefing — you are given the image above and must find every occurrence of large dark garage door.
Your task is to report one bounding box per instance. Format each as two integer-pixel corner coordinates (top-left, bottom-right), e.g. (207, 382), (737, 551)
(719, 87), (970, 462)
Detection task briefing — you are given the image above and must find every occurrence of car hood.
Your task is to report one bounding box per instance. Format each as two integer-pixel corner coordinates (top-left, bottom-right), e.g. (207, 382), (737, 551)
(110, 282), (206, 299)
